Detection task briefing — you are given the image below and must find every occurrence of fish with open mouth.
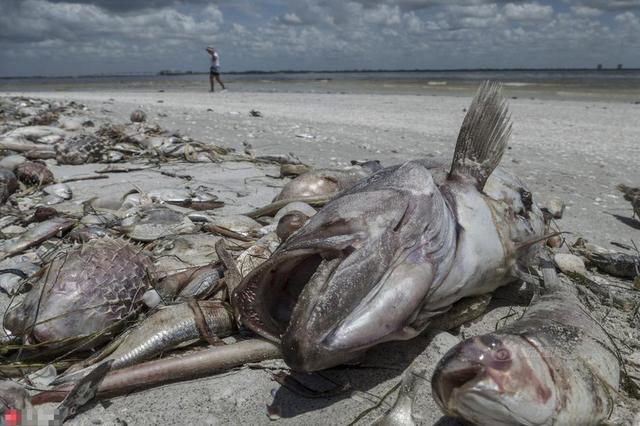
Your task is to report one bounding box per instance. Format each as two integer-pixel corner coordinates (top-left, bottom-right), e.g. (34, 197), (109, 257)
(431, 256), (620, 426)
(232, 82), (547, 372)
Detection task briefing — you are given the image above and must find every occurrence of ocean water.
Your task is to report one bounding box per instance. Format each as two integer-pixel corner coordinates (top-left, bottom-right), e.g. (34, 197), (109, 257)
(2, 69), (640, 101)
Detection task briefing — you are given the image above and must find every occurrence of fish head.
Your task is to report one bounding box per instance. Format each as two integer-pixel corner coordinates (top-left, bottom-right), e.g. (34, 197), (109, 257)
(233, 162), (457, 371)
(431, 334), (557, 426)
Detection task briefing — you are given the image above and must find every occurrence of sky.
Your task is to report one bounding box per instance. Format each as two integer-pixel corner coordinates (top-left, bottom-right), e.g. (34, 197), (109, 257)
(0, 0), (639, 76)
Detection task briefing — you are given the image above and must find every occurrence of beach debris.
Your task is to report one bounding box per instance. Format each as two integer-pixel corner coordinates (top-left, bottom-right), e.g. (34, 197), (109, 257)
(0, 154), (27, 170)
(249, 109), (263, 117)
(431, 256), (620, 426)
(14, 161), (55, 186)
(32, 339), (281, 404)
(0, 168), (18, 203)
(553, 252), (587, 275)
(0, 217), (76, 260)
(573, 238), (640, 279)
(233, 82), (547, 371)
(54, 300), (235, 384)
(617, 184), (640, 218)
(4, 237), (154, 347)
(130, 109), (147, 123)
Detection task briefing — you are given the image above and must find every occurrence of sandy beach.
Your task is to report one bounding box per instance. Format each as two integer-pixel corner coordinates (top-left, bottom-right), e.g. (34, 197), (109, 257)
(1, 87), (639, 425)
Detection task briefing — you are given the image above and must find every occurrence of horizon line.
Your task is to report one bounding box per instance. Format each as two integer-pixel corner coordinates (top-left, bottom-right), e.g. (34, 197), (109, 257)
(1, 67), (639, 80)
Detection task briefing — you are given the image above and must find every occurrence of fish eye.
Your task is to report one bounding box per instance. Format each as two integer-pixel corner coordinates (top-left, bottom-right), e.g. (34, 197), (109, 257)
(494, 348), (511, 361)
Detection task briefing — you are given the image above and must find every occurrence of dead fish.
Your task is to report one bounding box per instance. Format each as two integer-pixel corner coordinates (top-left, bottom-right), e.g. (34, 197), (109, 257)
(175, 266), (225, 301)
(0, 217), (76, 260)
(233, 82), (546, 371)
(276, 210), (311, 242)
(56, 134), (111, 165)
(68, 225), (114, 243)
(119, 207), (197, 242)
(617, 184), (640, 218)
(0, 137), (57, 154)
(0, 254), (41, 295)
(53, 300), (235, 385)
(573, 238), (639, 279)
(3, 125), (66, 141)
(147, 188), (224, 211)
(431, 258), (620, 426)
(14, 161), (55, 186)
(43, 183), (72, 200)
(0, 154), (27, 170)
(0, 168), (18, 203)
(273, 161), (382, 202)
(4, 237), (154, 346)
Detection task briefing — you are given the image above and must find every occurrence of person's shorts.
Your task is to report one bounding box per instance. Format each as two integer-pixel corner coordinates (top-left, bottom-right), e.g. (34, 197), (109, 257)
(210, 66), (220, 76)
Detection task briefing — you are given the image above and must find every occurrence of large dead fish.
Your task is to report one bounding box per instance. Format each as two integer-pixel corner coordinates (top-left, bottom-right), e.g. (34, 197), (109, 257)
(4, 237), (154, 346)
(431, 257), (620, 426)
(233, 82), (546, 371)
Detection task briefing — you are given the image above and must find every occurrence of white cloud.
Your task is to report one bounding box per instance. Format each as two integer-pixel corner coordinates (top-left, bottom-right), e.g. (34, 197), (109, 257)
(504, 3), (553, 20)
(571, 6), (603, 16)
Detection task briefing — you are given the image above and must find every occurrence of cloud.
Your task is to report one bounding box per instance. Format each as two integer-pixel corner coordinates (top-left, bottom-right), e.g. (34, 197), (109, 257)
(0, 0), (638, 76)
(503, 3), (553, 20)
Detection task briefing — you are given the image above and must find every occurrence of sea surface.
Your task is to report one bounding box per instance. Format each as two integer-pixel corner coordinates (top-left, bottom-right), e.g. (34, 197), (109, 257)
(2, 69), (640, 102)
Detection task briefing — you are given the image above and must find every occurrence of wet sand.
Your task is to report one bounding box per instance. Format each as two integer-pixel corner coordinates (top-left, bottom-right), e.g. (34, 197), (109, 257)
(2, 88), (639, 425)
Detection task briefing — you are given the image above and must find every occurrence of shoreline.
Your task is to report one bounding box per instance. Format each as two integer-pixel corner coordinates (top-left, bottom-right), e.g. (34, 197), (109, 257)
(1, 89), (639, 425)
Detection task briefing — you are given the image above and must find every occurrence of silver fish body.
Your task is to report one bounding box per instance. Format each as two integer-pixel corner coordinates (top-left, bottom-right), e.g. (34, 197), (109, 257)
(0, 217), (76, 260)
(55, 300), (235, 384)
(233, 82), (546, 372)
(431, 263), (620, 425)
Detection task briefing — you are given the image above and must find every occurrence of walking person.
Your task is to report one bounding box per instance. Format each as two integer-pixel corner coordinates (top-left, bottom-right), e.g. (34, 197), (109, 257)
(206, 46), (226, 92)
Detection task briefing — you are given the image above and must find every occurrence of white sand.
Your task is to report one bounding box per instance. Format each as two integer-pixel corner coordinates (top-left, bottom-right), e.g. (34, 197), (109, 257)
(2, 89), (639, 425)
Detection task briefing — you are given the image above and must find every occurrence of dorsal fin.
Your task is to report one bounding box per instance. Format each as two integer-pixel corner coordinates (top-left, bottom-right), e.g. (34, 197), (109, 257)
(448, 81), (512, 190)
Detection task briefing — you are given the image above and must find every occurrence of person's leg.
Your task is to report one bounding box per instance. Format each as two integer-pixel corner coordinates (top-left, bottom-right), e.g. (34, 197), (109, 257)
(215, 74), (225, 90)
(209, 73), (214, 92)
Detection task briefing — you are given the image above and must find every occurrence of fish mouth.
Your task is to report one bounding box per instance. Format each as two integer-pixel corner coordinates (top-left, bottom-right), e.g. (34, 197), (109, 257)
(232, 239), (376, 371)
(432, 362), (486, 410)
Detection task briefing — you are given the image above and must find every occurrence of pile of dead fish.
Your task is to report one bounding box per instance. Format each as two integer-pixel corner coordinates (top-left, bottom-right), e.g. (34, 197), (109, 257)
(1, 87), (639, 425)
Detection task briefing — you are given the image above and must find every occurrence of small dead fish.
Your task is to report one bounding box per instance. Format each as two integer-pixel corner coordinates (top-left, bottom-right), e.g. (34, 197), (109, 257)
(4, 237), (154, 346)
(175, 266), (225, 301)
(0, 217), (76, 260)
(3, 125), (66, 141)
(147, 188), (224, 211)
(273, 162), (382, 202)
(0, 168), (18, 203)
(431, 258), (620, 426)
(14, 161), (55, 186)
(68, 225), (114, 243)
(43, 183), (72, 200)
(276, 210), (310, 242)
(573, 238), (639, 279)
(54, 300), (235, 384)
(0, 255), (41, 295)
(234, 82), (546, 372)
(119, 207), (197, 242)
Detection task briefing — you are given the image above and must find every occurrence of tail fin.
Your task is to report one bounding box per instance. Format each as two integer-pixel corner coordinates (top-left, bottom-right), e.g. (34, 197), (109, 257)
(448, 81), (512, 190)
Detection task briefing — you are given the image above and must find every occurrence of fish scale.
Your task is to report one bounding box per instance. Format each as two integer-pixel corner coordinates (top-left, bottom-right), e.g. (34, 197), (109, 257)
(4, 237), (155, 347)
